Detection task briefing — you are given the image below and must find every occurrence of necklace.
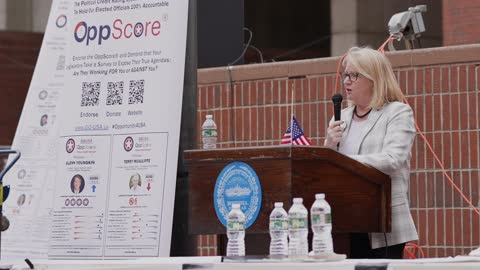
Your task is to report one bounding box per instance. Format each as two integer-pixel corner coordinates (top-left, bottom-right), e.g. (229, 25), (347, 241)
(354, 106), (372, 119)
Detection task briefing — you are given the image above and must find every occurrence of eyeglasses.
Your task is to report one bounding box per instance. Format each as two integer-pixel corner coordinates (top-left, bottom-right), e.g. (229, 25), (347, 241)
(340, 72), (362, 82)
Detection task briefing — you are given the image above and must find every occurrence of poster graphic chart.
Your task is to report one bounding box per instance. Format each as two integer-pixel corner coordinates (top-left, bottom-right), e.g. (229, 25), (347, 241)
(3, 0), (188, 260)
(49, 0), (188, 259)
(51, 0), (188, 258)
(49, 135), (110, 257)
(1, 0), (69, 259)
(105, 133), (168, 257)
(49, 133), (168, 258)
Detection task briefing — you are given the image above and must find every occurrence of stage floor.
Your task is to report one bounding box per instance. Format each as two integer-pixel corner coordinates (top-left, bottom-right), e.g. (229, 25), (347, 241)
(3, 255), (480, 270)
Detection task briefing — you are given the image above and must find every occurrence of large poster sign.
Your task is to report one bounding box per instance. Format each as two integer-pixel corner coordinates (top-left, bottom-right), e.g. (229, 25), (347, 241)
(1, 0), (69, 259)
(2, 0), (188, 259)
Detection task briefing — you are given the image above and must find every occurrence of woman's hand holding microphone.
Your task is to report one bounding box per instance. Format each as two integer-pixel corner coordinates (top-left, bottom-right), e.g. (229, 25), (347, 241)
(324, 120), (345, 149)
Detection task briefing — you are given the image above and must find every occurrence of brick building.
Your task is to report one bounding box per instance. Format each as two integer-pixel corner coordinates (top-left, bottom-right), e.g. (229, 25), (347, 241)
(0, 0), (479, 259)
(196, 44), (480, 258)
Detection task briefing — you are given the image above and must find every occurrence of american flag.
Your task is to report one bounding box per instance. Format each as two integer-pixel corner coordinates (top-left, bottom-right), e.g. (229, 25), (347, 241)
(281, 116), (313, 145)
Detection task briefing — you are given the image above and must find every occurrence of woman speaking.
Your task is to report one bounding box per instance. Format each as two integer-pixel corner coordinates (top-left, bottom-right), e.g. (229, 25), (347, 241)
(324, 47), (418, 259)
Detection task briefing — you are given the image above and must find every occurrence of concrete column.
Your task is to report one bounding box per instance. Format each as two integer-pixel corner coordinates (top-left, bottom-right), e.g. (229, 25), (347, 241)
(0, 1), (7, 30)
(3, 0), (51, 32)
(6, 0), (32, 31)
(356, 0), (388, 50)
(331, 0), (386, 55)
(331, 0), (442, 55)
(331, 0), (358, 56)
(32, 0), (52, 32)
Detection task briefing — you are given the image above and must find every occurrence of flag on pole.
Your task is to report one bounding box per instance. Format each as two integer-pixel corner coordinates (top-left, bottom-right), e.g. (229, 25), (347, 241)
(281, 115), (313, 145)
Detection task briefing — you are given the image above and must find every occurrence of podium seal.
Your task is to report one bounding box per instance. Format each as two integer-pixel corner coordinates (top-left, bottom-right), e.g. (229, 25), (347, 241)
(213, 161), (262, 228)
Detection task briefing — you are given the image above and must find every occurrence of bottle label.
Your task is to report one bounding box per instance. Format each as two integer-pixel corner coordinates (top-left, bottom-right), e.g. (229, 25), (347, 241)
(289, 217), (307, 229)
(227, 220), (245, 231)
(270, 219), (288, 231)
(202, 129), (217, 137)
(311, 213), (331, 225)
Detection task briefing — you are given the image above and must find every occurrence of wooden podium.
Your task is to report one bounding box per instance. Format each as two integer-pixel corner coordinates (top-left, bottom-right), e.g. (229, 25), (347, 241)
(184, 145), (391, 256)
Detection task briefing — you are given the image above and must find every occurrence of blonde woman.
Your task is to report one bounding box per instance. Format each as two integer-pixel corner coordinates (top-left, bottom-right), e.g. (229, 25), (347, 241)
(324, 47), (418, 258)
(129, 173), (142, 191)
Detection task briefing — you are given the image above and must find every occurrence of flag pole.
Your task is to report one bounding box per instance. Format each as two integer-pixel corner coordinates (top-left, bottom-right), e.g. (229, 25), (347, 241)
(290, 81), (294, 145)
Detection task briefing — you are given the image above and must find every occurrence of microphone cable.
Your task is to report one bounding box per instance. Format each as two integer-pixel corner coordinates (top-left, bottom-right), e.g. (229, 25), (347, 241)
(269, 35), (331, 62)
(225, 27), (254, 148)
(227, 27), (253, 67)
(384, 232), (389, 258)
(247, 44), (264, 64)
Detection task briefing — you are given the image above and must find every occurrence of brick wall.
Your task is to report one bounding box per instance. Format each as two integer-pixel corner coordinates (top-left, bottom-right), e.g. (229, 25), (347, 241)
(0, 31), (42, 145)
(195, 44), (480, 258)
(443, 0), (480, 46)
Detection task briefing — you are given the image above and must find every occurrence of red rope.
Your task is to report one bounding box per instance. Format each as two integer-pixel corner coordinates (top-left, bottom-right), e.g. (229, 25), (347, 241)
(378, 34), (396, 54)
(404, 246), (416, 259)
(403, 98), (480, 216)
(377, 36), (480, 216)
(379, 39), (480, 217)
(334, 54), (347, 93)
(404, 242), (425, 259)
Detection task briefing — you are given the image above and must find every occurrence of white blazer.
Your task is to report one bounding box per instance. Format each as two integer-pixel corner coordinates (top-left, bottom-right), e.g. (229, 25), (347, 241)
(331, 101), (419, 249)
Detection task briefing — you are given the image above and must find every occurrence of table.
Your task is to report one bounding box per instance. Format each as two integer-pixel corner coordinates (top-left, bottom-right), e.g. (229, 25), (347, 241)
(3, 256), (480, 270)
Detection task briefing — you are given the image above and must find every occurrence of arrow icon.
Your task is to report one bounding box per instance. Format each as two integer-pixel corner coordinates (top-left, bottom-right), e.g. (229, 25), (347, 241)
(147, 183), (151, 191)
(92, 185), (96, 192)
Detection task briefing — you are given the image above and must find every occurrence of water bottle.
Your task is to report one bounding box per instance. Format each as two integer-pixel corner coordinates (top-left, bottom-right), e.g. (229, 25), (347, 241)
(202, 115), (217, 149)
(311, 193), (333, 255)
(288, 198), (308, 258)
(269, 202), (288, 257)
(226, 203), (245, 256)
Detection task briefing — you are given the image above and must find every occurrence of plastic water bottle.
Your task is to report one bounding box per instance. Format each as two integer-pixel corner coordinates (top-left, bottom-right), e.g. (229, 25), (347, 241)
(311, 193), (333, 255)
(226, 204), (245, 256)
(288, 198), (308, 258)
(269, 202), (288, 257)
(202, 115), (217, 149)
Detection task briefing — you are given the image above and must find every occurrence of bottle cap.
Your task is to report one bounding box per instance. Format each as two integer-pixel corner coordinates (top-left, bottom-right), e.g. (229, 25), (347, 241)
(206, 115), (213, 119)
(232, 203), (240, 209)
(293, 198), (303, 204)
(315, 193), (325, 200)
(274, 202), (283, 208)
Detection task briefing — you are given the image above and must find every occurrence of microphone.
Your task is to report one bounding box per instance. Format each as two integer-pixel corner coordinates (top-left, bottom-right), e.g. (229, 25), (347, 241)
(332, 94), (343, 149)
(332, 93), (343, 121)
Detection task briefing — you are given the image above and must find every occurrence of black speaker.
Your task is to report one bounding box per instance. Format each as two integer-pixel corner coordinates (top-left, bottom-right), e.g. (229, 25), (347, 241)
(198, 0), (244, 68)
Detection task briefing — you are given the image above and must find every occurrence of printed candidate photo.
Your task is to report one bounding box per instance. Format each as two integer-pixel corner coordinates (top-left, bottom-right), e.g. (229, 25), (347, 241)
(40, 114), (48, 127)
(129, 173), (142, 191)
(71, 174), (85, 194)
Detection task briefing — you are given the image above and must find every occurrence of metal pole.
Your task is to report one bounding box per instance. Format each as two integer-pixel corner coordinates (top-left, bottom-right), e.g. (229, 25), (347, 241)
(0, 150), (21, 259)
(170, 0), (197, 256)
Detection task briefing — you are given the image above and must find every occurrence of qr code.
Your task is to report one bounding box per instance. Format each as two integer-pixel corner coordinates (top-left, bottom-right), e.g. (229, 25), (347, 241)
(56, 55), (65, 71)
(81, 82), (100, 106)
(106, 81), (124, 105)
(128, 80), (145, 104)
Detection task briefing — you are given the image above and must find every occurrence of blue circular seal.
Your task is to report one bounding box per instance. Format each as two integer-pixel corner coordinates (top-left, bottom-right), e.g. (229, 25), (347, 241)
(213, 161), (262, 229)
